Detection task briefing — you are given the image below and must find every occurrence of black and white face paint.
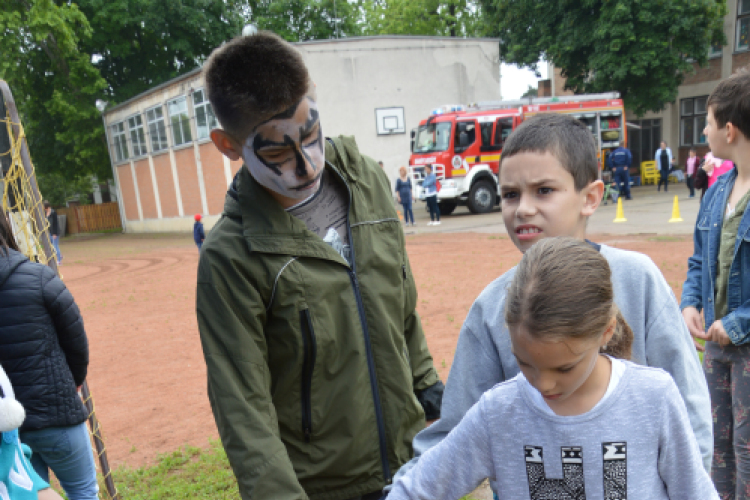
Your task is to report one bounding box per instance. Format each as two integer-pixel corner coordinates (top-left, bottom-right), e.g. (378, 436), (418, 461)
(241, 92), (325, 202)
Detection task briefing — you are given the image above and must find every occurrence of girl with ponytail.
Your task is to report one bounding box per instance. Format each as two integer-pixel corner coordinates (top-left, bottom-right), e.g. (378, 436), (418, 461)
(388, 237), (717, 500)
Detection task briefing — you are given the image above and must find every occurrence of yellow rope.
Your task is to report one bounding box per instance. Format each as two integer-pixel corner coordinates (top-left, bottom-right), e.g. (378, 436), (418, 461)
(0, 114), (53, 265)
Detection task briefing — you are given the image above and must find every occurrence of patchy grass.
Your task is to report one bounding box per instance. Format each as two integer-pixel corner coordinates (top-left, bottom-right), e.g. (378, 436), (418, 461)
(107, 440), (239, 500)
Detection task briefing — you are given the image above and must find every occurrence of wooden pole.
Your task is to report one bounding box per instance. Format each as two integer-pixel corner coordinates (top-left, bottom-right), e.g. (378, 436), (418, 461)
(0, 80), (118, 500)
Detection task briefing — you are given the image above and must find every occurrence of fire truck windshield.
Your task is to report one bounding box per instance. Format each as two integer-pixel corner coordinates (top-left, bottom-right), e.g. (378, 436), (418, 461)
(414, 122), (452, 153)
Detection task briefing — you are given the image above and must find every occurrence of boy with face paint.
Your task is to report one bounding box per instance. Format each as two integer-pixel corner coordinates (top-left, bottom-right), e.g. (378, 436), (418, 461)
(197, 32), (444, 500)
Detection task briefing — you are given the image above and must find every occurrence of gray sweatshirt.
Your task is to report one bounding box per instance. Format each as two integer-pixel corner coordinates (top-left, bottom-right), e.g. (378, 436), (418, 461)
(388, 362), (718, 500)
(390, 244), (711, 492)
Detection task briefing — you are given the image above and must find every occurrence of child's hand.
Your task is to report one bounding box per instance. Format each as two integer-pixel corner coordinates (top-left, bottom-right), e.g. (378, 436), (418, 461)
(707, 320), (732, 346)
(682, 307), (707, 351)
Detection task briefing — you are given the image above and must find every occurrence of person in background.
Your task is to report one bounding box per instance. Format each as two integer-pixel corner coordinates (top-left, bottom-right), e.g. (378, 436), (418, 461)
(686, 148), (700, 198)
(0, 212), (98, 500)
(703, 151), (735, 189)
(422, 165), (440, 226)
(396, 166), (415, 226)
(42, 201), (61, 265)
(193, 214), (205, 250)
(378, 161), (384, 169)
(655, 141), (673, 192)
(607, 145), (633, 200)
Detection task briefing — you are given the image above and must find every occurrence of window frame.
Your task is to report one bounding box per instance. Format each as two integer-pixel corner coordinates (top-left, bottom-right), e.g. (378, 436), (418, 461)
(167, 96), (192, 147)
(192, 88), (218, 141)
(679, 96), (708, 147)
(146, 105), (169, 152)
(111, 121), (129, 163)
(127, 113), (148, 157)
(737, 0), (750, 51)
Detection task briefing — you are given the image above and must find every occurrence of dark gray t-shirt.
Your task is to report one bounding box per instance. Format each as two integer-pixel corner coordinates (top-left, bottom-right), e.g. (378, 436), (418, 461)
(287, 169), (350, 263)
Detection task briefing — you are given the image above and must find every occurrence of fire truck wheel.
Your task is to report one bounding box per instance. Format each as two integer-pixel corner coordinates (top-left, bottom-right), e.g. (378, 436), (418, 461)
(467, 180), (495, 214)
(437, 202), (457, 215)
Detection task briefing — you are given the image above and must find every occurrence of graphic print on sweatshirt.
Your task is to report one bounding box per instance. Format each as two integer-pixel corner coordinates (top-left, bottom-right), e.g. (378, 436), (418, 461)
(524, 442), (627, 499)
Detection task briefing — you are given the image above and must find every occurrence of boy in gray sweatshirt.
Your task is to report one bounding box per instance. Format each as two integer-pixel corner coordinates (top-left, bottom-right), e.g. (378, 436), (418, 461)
(388, 114), (712, 495)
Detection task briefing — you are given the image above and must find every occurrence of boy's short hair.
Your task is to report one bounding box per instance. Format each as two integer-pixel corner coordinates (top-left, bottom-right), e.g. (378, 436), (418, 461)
(43, 201), (50, 209)
(203, 31), (310, 140)
(708, 67), (750, 141)
(501, 114), (598, 191)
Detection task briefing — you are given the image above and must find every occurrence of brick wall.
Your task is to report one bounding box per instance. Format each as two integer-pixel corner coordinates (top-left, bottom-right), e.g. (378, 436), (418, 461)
(683, 58), (722, 86)
(134, 159), (157, 219)
(733, 52), (750, 72)
(153, 153), (179, 217)
(174, 147), (202, 216)
(199, 143), (228, 215)
(116, 164), (139, 221)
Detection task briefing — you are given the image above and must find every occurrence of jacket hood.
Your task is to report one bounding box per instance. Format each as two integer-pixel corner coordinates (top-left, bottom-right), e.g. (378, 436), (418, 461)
(0, 248), (28, 289)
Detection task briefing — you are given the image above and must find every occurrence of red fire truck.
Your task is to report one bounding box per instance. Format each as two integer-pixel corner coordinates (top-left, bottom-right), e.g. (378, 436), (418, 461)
(409, 93), (627, 214)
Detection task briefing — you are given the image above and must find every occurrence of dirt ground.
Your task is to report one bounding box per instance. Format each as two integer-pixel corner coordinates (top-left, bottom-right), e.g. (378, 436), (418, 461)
(58, 231), (694, 469)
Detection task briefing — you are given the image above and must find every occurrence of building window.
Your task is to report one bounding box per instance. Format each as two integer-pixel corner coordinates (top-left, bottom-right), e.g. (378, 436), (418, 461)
(128, 114), (148, 157)
(680, 96), (708, 146)
(738, 0), (750, 51)
(709, 43), (723, 58)
(111, 121), (129, 162)
(168, 96), (192, 146)
(146, 106), (169, 152)
(193, 89), (218, 140)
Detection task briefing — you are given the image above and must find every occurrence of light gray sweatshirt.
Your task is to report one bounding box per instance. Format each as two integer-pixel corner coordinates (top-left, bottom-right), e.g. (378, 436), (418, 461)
(388, 362), (718, 500)
(389, 244), (712, 492)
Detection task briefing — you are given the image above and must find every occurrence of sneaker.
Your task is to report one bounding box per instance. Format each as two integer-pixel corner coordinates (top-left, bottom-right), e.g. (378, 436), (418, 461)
(435, 221), (441, 225)
(427, 221), (434, 226)
(412, 222), (417, 226)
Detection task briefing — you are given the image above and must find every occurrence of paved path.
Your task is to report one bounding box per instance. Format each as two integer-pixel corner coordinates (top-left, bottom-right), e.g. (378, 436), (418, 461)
(404, 183), (700, 237)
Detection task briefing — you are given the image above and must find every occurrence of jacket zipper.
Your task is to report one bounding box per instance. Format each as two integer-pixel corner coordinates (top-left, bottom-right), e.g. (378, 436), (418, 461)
(324, 145), (392, 483)
(300, 309), (316, 443)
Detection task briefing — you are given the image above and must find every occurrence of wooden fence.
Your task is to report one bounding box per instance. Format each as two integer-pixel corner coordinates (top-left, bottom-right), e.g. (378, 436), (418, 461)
(58, 202), (122, 234)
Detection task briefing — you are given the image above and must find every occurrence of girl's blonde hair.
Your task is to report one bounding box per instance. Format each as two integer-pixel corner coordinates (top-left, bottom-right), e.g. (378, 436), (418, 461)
(505, 237), (633, 359)
(399, 166), (407, 176)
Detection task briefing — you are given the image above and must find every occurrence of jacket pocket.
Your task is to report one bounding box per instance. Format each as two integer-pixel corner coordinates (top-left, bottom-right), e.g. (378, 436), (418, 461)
(299, 309), (317, 443)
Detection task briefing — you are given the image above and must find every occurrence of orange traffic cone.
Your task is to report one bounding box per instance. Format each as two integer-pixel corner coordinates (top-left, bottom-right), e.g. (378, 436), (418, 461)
(669, 196), (683, 223)
(613, 197), (627, 222)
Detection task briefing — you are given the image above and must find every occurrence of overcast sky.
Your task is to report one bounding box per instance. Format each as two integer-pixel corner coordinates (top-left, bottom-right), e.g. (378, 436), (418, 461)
(500, 63), (549, 100)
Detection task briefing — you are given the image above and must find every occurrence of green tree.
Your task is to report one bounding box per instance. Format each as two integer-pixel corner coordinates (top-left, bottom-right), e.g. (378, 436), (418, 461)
(520, 85), (538, 99)
(247, 0), (363, 41)
(479, 0), (726, 115)
(362, 0), (481, 37)
(75, 0), (245, 104)
(0, 0), (109, 180)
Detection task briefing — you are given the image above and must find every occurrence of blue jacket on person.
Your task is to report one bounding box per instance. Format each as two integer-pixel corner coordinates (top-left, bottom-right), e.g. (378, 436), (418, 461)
(422, 173), (438, 196)
(193, 221), (205, 245)
(682, 168), (750, 345)
(608, 147), (632, 169)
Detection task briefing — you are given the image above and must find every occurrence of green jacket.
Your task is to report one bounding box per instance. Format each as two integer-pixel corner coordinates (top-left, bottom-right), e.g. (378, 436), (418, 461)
(197, 136), (441, 500)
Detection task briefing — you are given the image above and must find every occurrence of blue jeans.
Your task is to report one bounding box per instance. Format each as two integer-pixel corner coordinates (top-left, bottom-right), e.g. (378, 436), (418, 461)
(426, 195), (440, 221)
(20, 422), (99, 500)
(401, 201), (414, 224)
(52, 235), (62, 263)
(613, 168), (631, 199)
